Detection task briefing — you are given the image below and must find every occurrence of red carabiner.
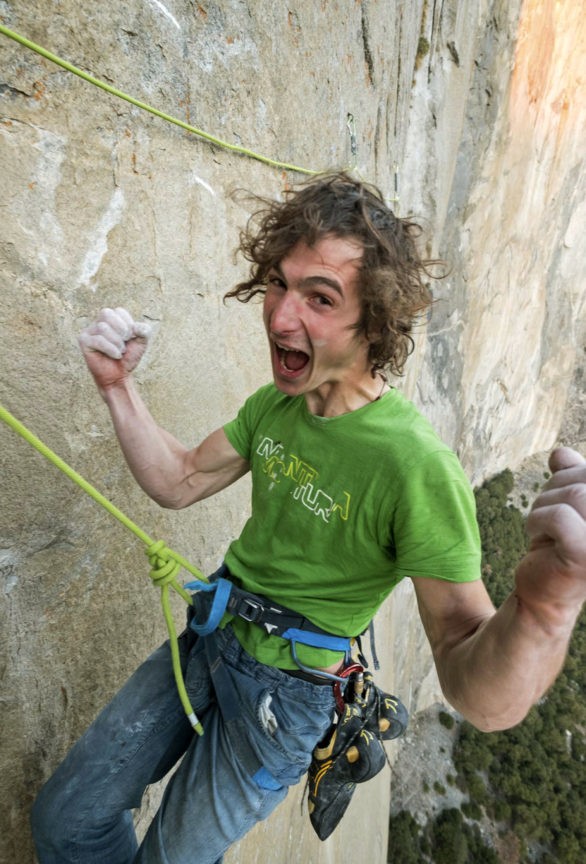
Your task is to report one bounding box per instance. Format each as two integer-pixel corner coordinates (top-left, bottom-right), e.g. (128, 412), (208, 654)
(333, 662), (364, 714)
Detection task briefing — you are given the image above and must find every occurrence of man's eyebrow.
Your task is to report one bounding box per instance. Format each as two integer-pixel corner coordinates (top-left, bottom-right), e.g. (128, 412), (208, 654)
(271, 262), (344, 297)
(302, 275), (344, 296)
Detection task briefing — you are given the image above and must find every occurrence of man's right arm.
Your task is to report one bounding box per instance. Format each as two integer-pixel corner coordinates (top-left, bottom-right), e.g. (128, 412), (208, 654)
(79, 308), (249, 509)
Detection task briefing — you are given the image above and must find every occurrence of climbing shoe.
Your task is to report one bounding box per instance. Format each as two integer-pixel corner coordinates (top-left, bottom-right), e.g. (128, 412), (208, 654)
(360, 670), (409, 741)
(307, 671), (408, 840)
(307, 701), (387, 840)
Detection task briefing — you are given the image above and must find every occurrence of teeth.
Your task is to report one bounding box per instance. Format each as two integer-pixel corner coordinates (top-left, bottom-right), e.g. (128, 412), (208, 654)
(277, 344), (302, 355)
(276, 343), (305, 373)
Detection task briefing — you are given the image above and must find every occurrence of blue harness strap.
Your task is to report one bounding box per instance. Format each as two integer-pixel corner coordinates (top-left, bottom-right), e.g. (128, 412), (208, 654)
(280, 628), (351, 654)
(281, 628), (353, 682)
(186, 578), (232, 635)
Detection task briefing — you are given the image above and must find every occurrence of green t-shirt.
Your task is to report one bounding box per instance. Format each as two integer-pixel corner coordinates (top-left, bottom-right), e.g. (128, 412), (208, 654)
(223, 383), (481, 669)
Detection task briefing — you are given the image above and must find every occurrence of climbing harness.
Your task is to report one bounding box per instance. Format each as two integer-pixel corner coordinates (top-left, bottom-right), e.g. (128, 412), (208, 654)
(186, 568), (354, 683)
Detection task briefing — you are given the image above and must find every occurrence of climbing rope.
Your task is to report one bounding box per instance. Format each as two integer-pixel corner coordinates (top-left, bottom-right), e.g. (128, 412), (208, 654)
(0, 402), (206, 735)
(0, 25), (406, 212)
(0, 24), (318, 176)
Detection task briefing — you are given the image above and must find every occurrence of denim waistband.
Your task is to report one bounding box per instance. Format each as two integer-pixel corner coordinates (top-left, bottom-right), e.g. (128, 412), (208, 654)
(213, 624), (338, 707)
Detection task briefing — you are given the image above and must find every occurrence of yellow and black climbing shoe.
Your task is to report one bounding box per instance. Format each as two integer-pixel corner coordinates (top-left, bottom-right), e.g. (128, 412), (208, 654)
(361, 671), (408, 741)
(307, 671), (408, 840)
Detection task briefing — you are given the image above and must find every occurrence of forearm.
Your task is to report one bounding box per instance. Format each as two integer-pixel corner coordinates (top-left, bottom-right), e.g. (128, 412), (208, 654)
(102, 378), (193, 508)
(437, 589), (579, 732)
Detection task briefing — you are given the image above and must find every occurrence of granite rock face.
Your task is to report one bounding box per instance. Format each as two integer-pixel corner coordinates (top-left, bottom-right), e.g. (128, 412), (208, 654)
(0, 1), (584, 862)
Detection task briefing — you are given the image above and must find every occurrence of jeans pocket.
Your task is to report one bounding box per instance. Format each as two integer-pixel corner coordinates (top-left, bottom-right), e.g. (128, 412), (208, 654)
(251, 686), (333, 787)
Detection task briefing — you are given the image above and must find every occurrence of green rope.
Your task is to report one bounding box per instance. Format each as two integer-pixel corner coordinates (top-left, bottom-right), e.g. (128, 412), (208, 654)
(0, 24), (319, 177)
(0, 402), (205, 735)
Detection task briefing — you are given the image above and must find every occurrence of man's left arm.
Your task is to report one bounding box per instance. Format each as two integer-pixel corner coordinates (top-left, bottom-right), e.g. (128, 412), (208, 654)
(412, 447), (586, 732)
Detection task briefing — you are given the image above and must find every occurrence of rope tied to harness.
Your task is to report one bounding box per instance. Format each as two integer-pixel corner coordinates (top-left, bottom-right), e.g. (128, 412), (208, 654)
(146, 540), (204, 735)
(147, 540), (191, 598)
(148, 540), (181, 585)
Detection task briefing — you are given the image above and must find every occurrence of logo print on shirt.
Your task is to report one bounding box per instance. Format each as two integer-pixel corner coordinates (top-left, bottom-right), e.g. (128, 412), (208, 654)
(256, 436), (351, 523)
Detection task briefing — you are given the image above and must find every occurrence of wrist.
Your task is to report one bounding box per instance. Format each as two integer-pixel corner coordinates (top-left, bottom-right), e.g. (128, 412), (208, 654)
(513, 589), (582, 638)
(99, 374), (136, 405)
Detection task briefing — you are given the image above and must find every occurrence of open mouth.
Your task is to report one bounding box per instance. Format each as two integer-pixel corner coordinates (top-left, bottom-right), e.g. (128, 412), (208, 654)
(276, 344), (310, 374)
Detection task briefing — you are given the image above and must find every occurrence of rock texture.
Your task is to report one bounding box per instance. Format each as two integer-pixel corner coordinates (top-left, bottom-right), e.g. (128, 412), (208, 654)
(0, 2), (584, 862)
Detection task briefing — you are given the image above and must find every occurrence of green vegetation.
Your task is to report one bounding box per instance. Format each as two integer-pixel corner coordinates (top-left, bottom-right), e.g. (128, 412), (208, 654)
(388, 808), (499, 864)
(473, 468), (526, 605)
(438, 710), (455, 730)
(388, 470), (585, 863)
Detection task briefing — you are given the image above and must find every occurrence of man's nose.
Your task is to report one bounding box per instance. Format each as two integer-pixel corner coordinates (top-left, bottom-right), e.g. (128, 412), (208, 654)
(270, 291), (301, 334)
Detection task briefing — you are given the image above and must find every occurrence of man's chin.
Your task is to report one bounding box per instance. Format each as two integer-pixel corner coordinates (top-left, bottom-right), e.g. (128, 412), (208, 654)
(274, 378), (303, 396)
(272, 369), (308, 396)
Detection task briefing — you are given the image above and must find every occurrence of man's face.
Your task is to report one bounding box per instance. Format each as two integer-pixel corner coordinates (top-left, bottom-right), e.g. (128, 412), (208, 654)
(262, 235), (372, 409)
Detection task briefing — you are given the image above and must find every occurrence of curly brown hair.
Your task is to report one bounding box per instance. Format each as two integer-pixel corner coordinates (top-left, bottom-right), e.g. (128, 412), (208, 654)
(224, 172), (437, 376)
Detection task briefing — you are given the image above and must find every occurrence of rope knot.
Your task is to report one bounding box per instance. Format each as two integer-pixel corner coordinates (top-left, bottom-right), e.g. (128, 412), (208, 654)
(147, 540), (181, 587)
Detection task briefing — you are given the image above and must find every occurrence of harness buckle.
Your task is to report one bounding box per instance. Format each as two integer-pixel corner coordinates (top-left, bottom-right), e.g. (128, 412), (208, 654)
(234, 596), (265, 623)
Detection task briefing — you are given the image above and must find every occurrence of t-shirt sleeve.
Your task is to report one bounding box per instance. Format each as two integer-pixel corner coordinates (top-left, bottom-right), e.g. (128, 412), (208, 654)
(223, 384), (273, 460)
(224, 405), (252, 460)
(390, 450), (482, 583)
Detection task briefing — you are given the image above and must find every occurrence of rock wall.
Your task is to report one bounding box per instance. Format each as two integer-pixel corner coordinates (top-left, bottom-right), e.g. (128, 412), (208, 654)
(0, 1), (583, 862)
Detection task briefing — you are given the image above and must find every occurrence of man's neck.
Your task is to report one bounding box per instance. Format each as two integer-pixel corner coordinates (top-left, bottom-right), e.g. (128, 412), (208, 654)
(303, 374), (389, 418)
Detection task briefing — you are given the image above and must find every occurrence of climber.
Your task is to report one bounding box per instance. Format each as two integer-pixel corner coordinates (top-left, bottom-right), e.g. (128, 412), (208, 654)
(31, 172), (586, 864)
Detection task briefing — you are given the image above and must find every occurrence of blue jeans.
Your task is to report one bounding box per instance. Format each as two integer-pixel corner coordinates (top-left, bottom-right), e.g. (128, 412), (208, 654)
(31, 620), (336, 864)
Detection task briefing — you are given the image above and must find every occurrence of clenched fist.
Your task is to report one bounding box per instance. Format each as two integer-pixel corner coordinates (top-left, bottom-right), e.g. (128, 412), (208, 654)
(79, 307), (151, 396)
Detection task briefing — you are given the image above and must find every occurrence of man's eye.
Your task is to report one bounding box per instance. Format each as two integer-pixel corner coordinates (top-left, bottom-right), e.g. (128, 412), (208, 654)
(268, 275), (285, 289)
(314, 294), (333, 306)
